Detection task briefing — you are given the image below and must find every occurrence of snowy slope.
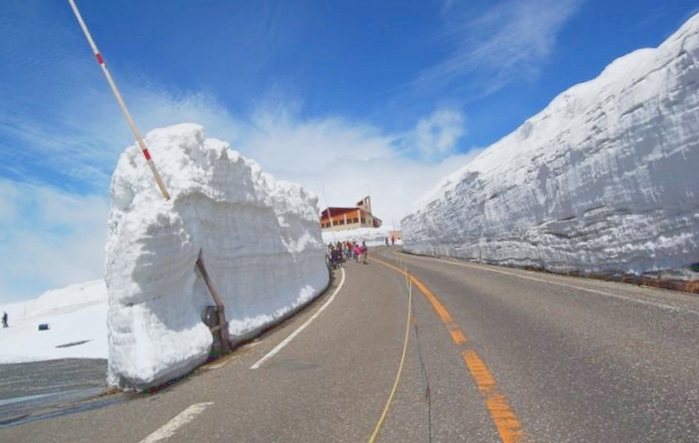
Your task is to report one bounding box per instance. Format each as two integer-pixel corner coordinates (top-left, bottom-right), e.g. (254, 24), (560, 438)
(403, 14), (699, 277)
(0, 281), (107, 363)
(106, 124), (328, 389)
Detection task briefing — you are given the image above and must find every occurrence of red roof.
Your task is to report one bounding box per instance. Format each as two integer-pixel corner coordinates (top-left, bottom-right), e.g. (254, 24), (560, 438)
(320, 207), (361, 218)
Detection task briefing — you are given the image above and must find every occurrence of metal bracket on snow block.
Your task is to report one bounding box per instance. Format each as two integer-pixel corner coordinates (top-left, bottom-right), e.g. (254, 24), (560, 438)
(196, 250), (232, 355)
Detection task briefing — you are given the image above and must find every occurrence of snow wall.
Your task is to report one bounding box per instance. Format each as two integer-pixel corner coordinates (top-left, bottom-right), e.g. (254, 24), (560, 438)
(402, 14), (699, 277)
(106, 124), (329, 390)
(322, 226), (402, 247)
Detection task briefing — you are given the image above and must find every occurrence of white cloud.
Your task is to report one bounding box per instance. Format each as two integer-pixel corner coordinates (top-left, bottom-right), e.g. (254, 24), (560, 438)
(1, 84), (481, 301)
(0, 180), (109, 303)
(243, 105), (396, 175)
(415, 108), (466, 159)
(283, 150), (481, 228)
(416, 0), (583, 94)
(226, 103), (475, 226)
(0, 86), (246, 190)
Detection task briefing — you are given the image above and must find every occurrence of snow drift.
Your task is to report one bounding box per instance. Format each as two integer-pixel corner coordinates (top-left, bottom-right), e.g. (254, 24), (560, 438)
(106, 124), (328, 390)
(403, 14), (699, 277)
(0, 280), (107, 363)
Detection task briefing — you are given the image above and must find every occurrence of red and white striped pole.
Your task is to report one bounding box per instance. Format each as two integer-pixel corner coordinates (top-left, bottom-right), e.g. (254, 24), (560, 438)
(67, 0), (171, 201)
(68, 1), (233, 354)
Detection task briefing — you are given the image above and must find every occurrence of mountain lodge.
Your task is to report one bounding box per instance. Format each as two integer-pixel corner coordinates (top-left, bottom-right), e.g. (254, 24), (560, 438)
(320, 196), (382, 231)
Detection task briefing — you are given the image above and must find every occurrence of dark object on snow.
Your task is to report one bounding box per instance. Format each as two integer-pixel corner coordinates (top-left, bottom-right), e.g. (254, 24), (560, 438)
(56, 339), (91, 348)
(202, 305), (229, 356)
(38, 323), (49, 331)
(202, 306), (218, 328)
(2, 311), (7, 328)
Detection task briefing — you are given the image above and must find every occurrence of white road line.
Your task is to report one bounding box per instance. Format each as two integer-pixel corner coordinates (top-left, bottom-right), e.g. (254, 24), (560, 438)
(139, 402), (214, 443)
(402, 254), (699, 318)
(251, 268), (346, 369)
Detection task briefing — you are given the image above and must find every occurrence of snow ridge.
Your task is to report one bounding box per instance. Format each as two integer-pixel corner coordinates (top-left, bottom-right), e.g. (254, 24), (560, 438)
(402, 14), (699, 277)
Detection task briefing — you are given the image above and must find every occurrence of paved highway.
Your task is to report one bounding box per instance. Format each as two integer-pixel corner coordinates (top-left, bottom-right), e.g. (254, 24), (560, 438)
(2, 248), (698, 442)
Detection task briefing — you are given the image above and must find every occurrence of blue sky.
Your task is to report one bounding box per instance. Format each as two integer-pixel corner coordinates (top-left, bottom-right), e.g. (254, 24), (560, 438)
(1, 0), (698, 302)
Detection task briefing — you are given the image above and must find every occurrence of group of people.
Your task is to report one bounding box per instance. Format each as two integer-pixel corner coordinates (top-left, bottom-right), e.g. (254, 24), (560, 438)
(327, 240), (368, 269)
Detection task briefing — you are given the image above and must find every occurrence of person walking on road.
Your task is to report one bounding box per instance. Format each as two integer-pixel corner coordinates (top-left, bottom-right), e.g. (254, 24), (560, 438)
(361, 241), (368, 264)
(2, 311), (7, 328)
(353, 242), (362, 263)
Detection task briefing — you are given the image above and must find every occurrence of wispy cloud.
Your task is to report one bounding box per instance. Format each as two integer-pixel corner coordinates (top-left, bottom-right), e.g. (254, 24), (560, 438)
(414, 108), (466, 160)
(0, 85), (247, 194)
(416, 0), (584, 95)
(0, 78), (480, 300)
(0, 180), (109, 303)
(0, 1), (478, 300)
(244, 105), (396, 175)
(236, 102), (476, 225)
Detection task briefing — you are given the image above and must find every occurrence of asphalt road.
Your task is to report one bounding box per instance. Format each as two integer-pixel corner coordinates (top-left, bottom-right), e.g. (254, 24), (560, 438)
(0, 359), (109, 427)
(2, 248), (699, 442)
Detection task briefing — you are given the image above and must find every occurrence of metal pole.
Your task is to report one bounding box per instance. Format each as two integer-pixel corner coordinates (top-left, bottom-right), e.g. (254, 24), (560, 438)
(67, 0), (170, 200)
(68, 0), (233, 353)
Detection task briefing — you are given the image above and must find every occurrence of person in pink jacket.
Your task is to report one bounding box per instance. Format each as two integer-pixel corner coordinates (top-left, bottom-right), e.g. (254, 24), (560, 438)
(353, 243), (362, 263)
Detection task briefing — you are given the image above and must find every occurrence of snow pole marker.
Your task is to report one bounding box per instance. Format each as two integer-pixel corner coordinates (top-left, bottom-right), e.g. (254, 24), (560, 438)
(68, 0), (234, 355)
(67, 0), (170, 201)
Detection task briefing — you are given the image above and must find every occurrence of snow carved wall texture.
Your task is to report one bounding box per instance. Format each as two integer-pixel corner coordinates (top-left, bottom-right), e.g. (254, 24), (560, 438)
(403, 15), (699, 276)
(106, 124), (328, 389)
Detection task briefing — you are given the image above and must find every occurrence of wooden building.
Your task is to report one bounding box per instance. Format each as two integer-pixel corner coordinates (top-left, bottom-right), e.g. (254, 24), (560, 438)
(320, 196), (382, 231)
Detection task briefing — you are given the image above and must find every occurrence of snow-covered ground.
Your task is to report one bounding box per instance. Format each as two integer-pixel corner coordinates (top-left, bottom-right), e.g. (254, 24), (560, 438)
(0, 281), (107, 364)
(104, 123), (328, 390)
(322, 225), (402, 247)
(403, 13), (699, 278)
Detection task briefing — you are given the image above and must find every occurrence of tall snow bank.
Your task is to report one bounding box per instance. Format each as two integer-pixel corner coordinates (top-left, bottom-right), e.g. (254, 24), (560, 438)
(403, 14), (699, 277)
(106, 124), (328, 390)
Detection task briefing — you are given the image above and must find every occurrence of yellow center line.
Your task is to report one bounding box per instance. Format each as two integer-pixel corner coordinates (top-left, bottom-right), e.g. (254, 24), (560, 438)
(450, 329), (467, 345)
(372, 255), (524, 443)
(374, 257), (454, 324)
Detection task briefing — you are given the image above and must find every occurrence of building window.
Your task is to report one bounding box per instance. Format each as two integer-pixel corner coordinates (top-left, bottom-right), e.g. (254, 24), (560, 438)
(361, 218), (365, 224)
(352, 218), (358, 223)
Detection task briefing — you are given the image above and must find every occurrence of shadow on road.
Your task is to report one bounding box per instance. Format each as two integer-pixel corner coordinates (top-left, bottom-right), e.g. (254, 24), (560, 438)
(0, 359), (124, 428)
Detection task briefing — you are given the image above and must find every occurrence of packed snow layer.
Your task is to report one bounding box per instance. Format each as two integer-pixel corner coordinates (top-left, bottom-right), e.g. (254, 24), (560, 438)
(322, 226), (402, 247)
(403, 14), (699, 277)
(106, 124), (328, 390)
(0, 281), (107, 363)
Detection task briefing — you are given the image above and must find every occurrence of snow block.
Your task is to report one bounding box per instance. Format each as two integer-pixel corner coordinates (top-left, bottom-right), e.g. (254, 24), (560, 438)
(105, 124), (328, 390)
(403, 14), (699, 278)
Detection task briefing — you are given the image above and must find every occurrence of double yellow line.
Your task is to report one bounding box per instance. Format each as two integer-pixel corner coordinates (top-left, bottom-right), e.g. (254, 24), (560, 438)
(371, 256), (524, 443)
